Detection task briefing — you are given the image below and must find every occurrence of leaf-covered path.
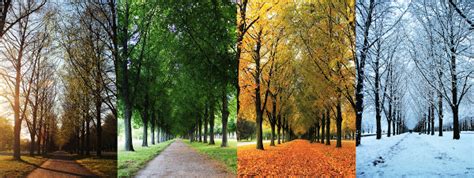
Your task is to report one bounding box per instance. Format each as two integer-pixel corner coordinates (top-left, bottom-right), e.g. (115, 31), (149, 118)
(27, 151), (96, 178)
(238, 139), (356, 177)
(135, 139), (234, 178)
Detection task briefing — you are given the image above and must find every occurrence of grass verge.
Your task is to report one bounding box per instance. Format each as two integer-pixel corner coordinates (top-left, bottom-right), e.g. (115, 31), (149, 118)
(118, 140), (174, 177)
(0, 155), (47, 177)
(76, 157), (117, 177)
(183, 139), (237, 174)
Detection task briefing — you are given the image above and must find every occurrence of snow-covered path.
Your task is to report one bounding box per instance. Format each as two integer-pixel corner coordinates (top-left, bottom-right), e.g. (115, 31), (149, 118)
(357, 131), (474, 177)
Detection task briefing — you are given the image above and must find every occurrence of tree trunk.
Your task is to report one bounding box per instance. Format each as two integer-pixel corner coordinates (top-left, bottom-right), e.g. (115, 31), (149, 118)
(29, 108), (37, 156)
(375, 52), (382, 139)
(321, 113), (325, 144)
(355, 0), (375, 147)
(427, 108), (431, 135)
(452, 105), (460, 139)
(198, 116), (202, 142)
(450, 32), (460, 139)
(96, 100), (102, 156)
(221, 89), (229, 147)
(80, 120), (85, 155)
(209, 101), (215, 145)
(270, 122), (276, 146)
(392, 118), (395, 136)
(86, 118), (90, 155)
(430, 104), (435, 135)
(336, 100), (343, 148)
(156, 127), (160, 143)
(316, 121), (320, 143)
(122, 0), (134, 152)
(141, 110), (148, 147)
(151, 112), (155, 145)
(326, 109), (330, 145)
(438, 87), (443, 136)
(37, 115), (43, 155)
(204, 107), (208, 143)
(13, 57), (21, 160)
(277, 114), (281, 144)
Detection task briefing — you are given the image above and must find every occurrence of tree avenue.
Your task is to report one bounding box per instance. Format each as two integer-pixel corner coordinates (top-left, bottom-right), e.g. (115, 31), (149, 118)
(238, 0), (356, 150)
(0, 2), (117, 176)
(117, 0), (237, 150)
(356, 0), (472, 144)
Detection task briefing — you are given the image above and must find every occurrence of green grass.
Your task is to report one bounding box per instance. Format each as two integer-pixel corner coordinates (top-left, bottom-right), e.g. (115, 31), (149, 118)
(0, 155), (47, 177)
(76, 157), (117, 177)
(118, 140), (174, 177)
(183, 139), (237, 174)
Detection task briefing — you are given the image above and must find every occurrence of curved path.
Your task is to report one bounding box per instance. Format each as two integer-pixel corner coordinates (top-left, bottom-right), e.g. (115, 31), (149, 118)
(135, 139), (233, 178)
(27, 151), (97, 178)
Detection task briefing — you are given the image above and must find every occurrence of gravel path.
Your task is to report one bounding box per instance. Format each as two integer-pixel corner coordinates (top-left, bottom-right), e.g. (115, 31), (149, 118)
(27, 151), (97, 178)
(135, 139), (234, 178)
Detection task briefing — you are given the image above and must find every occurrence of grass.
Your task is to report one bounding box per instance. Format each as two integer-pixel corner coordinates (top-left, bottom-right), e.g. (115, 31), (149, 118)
(76, 157), (117, 177)
(183, 139), (237, 174)
(118, 140), (174, 177)
(0, 155), (47, 177)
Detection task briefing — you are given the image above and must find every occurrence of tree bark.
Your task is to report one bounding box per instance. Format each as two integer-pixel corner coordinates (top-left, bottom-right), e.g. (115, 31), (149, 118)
(80, 121), (85, 155)
(438, 79), (443, 136)
(198, 116), (202, 142)
(277, 114), (281, 144)
(221, 89), (229, 147)
(326, 109), (330, 145)
(96, 99), (102, 156)
(151, 112), (155, 145)
(86, 117), (90, 155)
(336, 99), (343, 148)
(321, 113), (325, 144)
(141, 110), (148, 147)
(204, 106), (208, 143)
(209, 101), (215, 145)
(375, 50), (382, 139)
(122, 0), (134, 152)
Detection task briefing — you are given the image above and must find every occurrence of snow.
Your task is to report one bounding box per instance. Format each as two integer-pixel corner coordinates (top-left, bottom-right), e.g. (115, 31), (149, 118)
(357, 131), (474, 177)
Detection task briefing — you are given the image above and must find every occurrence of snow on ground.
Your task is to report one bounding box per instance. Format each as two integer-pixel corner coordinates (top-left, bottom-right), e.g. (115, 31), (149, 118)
(357, 131), (474, 177)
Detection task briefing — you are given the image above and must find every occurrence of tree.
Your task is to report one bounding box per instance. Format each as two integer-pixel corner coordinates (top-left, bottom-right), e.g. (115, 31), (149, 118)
(0, 0), (47, 160)
(410, 0), (472, 140)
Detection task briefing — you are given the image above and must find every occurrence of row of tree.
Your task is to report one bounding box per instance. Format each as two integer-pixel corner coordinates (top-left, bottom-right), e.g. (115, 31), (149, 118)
(117, 0), (236, 150)
(0, 0), (59, 159)
(355, 0), (472, 144)
(57, 1), (117, 156)
(238, 0), (356, 150)
(0, 1), (117, 159)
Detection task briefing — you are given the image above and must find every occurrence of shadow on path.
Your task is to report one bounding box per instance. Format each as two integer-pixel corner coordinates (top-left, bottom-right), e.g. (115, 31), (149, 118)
(27, 151), (97, 178)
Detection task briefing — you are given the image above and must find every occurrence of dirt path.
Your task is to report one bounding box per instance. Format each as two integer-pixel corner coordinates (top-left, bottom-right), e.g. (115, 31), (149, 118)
(135, 139), (233, 178)
(27, 151), (97, 178)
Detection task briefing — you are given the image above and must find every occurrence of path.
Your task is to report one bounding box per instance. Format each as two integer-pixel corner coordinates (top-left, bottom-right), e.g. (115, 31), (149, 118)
(238, 139), (356, 176)
(357, 132), (474, 177)
(135, 139), (233, 178)
(27, 151), (97, 178)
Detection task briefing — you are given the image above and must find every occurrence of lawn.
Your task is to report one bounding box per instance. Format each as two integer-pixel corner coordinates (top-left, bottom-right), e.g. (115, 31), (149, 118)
(76, 156), (117, 177)
(0, 155), (47, 177)
(118, 140), (174, 177)
(184, 139), (237, 174)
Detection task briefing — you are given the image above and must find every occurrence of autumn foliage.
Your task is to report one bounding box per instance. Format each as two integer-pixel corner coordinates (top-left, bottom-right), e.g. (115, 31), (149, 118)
(238, 140), (356, 177)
